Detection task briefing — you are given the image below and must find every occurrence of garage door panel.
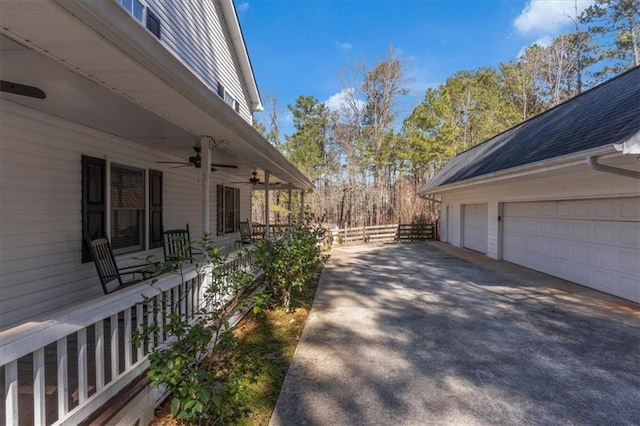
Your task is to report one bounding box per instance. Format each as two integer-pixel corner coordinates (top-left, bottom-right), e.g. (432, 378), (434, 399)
(540, 202), (556, 216)
(620, 275), (640, 300)
(595, 222), (617, 244)
(504, 198), (639, 303)
(595, 200), (616, 218)
(573, 243), (592, 263)
(574, 201), (591, 217)
(620, 250), (640, 274)
(572, 222), (592, 240)
(594, 246), (619, 269)
(556, 222), (572, 238)
(621, 198), (640, 218)
(553, 240), (573, 260)
(620, 222), (640, 247)
(540, 220), (554, 236)
(573, 264), (591, 283)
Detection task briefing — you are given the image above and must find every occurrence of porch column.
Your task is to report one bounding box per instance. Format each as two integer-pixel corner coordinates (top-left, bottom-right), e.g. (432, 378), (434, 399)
(300, 190), (305, 221)
(287, 186), (292, 228)
(201, 136), (211, 234)
(264, 171), (270, 239)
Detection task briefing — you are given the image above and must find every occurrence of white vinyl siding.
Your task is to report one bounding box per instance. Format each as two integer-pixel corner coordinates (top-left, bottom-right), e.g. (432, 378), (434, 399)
(0, 102), (251, 330)
(143, 0), (253, 122)
(503, 198), (640, 302)
(462, 203), (488, 254)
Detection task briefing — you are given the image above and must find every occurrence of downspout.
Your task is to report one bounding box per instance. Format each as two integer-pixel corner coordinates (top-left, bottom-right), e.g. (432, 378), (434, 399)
(586, 156), (640, 180)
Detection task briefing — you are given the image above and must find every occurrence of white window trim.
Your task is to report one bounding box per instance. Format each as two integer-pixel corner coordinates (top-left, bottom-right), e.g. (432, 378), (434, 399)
(106, 159), (151, 256)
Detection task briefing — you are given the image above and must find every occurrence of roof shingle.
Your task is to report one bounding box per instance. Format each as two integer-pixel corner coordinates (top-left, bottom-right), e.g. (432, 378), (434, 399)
(421, 66), (640, 192)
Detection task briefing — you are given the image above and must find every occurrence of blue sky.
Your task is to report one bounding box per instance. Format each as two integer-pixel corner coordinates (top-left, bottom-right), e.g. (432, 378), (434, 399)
(236, 0), (594, 134)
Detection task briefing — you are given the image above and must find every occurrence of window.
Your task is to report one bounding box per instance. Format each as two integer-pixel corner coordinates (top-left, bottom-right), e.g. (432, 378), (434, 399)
(117, 0), (161, 39)
(217, 82), (241, 114)
(217, 185), (240, 236)
(146, 10), (161, 39)
(111, 165), (145, 253)
(82, 156), (163, 262)
(118, 0), (144, 22)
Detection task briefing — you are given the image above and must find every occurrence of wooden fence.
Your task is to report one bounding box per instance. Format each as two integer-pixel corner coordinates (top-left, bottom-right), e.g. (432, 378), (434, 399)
(332, 222), (438, 245)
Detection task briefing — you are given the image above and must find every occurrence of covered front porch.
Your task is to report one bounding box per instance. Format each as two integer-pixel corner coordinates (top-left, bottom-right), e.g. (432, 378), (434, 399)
(0, 1), (313, 424)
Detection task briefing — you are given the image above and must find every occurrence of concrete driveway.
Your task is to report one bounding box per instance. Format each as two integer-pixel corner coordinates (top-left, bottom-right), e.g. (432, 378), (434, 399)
(270, 242), (640, 426)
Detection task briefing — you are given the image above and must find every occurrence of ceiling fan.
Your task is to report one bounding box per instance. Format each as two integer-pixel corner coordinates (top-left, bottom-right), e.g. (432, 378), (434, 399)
(232, 169), (261, 184)
(158, 147), (238, 171)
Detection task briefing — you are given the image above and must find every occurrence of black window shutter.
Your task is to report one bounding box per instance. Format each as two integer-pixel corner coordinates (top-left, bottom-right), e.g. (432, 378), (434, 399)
(234, 188), (240, 231)
(82, 155), (106, 263)
(146, 10), (161, 39)
(216, 184), (224, 236)
(149, 169), (163, 248)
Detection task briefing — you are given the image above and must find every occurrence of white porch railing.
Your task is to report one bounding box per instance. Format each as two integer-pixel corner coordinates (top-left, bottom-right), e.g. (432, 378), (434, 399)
(0, 252), (257, 425)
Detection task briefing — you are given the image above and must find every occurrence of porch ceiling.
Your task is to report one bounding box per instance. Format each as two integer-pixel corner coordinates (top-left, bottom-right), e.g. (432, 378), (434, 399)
(0, 0), (313, 190)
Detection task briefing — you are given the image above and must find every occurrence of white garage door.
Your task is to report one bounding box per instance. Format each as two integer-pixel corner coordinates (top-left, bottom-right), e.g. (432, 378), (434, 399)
(503, 198), (640, 302)
(463, 203), (488, 254)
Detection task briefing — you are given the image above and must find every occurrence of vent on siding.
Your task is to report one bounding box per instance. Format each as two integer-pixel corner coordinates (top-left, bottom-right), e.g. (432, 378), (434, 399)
(217, 82), (225, 98)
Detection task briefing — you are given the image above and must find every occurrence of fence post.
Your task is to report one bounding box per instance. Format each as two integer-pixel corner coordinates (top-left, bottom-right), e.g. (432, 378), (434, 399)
(362, 225), (366, 243)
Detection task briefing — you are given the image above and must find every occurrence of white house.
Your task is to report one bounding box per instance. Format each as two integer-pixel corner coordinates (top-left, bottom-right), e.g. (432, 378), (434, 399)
(0, 1), (312, 424)
(419, 67), (640, 304)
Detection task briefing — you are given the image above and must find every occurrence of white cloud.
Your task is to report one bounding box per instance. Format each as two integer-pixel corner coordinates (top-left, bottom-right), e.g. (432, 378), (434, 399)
(516, 34), (555, 58)
(237, 2), (249, 13)
(532, 34), (554, 48)
(335, 41), (353, 50)
(323, 88), (365, 112)
(514, 0), (594, 34)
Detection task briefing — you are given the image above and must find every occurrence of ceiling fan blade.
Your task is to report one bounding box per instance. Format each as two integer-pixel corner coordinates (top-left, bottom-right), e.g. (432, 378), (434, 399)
(158, 161), (191, 165)
(210, 163), (238, 169)
(169, 164), (193, 169)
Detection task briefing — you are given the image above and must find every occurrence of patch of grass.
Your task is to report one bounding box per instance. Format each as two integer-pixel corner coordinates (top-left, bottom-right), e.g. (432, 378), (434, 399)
(228, 271), (321, 425)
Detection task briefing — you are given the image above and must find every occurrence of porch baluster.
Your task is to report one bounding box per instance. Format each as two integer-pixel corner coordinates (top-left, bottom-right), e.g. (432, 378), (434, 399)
(5, 360), (18, 426)
(33, 348), (46, 424)
(124, 308), (132, 369)
(180, 281), (187, 320)
(95, 320), (105, 391)
(78, 328), (88, 402)
(57, 337), (69, 417)
(136, 303), (144, 359)
(110, 314), (119, 379)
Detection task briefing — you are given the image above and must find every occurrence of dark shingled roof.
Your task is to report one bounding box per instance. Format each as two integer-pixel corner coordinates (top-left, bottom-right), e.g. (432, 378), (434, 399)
(421, 66), (640, 192)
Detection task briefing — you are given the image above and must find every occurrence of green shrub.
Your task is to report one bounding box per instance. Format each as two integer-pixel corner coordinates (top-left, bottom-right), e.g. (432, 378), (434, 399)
(254, 214), (328, 311)
(133, 233), (255, 424)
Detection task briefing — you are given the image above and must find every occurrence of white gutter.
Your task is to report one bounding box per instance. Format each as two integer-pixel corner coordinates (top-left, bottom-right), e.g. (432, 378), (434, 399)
(419, 145), (616, 196)
(586, 155), (640, 180)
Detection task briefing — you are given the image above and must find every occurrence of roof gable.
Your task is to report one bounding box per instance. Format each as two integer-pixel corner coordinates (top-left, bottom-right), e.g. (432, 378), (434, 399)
(422, 66), (640, 192)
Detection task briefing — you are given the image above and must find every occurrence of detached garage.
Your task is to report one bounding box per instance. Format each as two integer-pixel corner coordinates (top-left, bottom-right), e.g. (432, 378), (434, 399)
(419, 67), (640, 303)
